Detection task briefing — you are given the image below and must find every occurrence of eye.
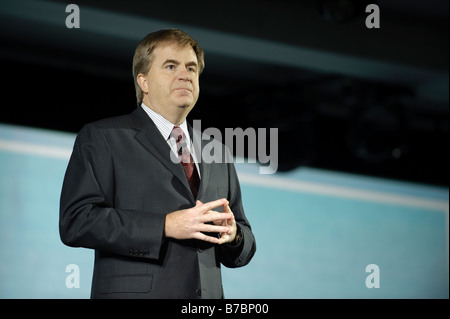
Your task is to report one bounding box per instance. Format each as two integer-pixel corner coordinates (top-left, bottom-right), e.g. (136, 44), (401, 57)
(187, 66), (197, 73)
(166, 64), (176, 71)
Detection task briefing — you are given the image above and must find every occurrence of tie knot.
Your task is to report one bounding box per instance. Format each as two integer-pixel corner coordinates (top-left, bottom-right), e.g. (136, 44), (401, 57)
(171, 126), (184, 143)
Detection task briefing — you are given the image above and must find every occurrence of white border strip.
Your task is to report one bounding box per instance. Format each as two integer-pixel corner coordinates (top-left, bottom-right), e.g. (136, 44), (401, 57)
(238, 172), (449, 212)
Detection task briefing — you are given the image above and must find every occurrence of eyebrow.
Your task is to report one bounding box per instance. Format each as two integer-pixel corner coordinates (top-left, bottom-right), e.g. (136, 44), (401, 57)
(163, 59), (198, 68)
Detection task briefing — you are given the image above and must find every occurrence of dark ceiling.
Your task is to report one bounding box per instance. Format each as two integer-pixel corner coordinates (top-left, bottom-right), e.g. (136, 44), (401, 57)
(1, 0), (448, 186)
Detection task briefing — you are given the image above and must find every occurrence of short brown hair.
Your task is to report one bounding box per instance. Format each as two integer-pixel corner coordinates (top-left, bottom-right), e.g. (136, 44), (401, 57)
(132, 28), (205, 104)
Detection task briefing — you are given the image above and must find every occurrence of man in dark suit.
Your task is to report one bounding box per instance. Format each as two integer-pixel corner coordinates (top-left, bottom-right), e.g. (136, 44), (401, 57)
(59, 28), (256, 299)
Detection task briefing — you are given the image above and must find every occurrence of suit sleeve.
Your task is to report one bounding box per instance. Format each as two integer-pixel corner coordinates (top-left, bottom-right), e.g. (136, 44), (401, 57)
(59, 124), (166, 260)
(219, 153), (256, 268)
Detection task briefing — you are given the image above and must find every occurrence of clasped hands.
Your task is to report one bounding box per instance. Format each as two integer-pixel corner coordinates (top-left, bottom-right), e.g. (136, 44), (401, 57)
(164, 198), (237, 245)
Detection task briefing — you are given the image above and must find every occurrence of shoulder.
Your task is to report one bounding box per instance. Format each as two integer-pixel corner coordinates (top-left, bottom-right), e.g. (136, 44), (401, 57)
(78, 107), (146, 133)
(85, 113), (135, 131)
(74, 107), (145, 144)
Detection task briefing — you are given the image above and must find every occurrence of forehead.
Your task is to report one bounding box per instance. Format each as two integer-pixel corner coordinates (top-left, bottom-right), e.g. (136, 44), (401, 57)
(152, 42), (198, 63)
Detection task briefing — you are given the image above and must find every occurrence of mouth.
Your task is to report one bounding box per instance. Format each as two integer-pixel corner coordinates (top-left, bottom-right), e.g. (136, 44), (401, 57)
(174, 88), (192, 93)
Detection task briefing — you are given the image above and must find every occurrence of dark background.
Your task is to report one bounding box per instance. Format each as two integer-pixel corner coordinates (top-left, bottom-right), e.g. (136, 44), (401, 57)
(1, 0), (448, 186)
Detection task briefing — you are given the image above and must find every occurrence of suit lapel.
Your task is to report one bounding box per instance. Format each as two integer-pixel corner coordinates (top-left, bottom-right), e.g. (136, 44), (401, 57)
(131, 107), (193, 199)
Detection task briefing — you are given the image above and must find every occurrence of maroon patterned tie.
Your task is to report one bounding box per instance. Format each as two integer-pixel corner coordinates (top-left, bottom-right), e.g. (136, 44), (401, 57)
(171, 126), (200, 198)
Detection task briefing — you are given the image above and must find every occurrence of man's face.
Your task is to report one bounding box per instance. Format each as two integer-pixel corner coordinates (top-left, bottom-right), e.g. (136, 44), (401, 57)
(140, 42), (200, 123)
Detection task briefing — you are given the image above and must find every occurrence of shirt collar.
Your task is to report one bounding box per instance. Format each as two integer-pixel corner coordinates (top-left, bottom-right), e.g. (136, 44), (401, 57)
(141, 103), (190, 142)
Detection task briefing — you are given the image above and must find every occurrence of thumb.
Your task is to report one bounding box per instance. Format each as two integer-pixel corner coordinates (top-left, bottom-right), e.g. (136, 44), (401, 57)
(196, 200), (203, 207)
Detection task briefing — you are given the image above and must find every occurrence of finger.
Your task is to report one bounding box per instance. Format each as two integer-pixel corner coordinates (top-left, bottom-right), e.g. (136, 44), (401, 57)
(218, 234), (231, 245)
(199, 223), (231, 234)
(196, 200), (203, 207)
(224, 204), (234, 219)
(202, 211), (233, 223)
(198, 198), (228, 213)
(193, 232), (221, 244)
(218, 231), (233, 244)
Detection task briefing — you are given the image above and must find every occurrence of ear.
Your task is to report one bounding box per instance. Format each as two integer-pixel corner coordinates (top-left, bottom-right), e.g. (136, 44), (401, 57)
(136, 73), (148, 94)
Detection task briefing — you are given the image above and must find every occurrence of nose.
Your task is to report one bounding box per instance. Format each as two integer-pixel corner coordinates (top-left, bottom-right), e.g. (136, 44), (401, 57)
(178, 67), (191, 81)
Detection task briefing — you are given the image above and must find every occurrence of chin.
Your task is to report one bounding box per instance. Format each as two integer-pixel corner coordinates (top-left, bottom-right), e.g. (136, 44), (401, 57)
(175, 97), (196, 108)
(176, 103), (194, 110)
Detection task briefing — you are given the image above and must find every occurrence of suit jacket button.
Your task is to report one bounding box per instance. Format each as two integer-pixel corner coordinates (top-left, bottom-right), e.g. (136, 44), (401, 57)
(196, 288), (202, 296)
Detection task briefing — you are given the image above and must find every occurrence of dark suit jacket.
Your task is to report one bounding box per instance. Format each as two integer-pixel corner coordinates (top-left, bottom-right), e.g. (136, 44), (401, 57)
(59, 106), (256, 299)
